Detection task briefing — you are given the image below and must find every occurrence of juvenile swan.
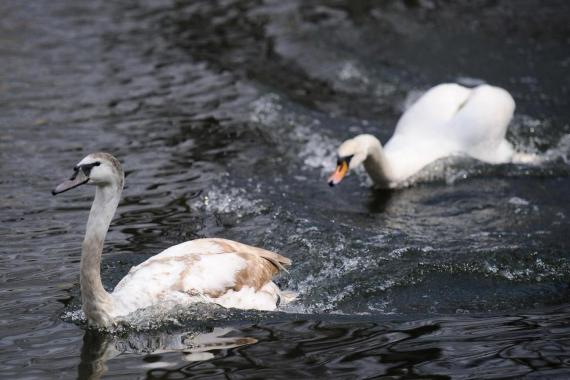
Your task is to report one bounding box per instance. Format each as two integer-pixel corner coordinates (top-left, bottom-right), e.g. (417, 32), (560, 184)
(328, 83), (538, 188)
(53, 153), (292, 328)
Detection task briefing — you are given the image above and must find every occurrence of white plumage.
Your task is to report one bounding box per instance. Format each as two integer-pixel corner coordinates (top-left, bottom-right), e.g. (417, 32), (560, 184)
(112, 239), (288, 316)
(329, 83), (538, 188)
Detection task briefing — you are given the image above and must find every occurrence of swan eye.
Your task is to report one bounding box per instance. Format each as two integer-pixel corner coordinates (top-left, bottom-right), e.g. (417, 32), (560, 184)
(337, 155), (353, 166)
(79, 161), (101, 177)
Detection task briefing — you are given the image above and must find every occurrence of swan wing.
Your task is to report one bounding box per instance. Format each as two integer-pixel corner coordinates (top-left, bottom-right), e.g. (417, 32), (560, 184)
(394, 83), (472, 137)
(446, 85), (516, 163)
(394, 84), (515, 161)
(384, 84), (516, 182)
(111, 238), (291, 314)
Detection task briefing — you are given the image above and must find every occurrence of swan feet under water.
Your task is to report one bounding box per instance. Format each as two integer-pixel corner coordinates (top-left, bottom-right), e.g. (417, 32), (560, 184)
(53, 152), (294, 329)
(328, 83), (541, 188)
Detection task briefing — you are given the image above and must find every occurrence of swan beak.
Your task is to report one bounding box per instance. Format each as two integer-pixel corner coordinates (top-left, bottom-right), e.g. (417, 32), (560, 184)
(328, 160), (349, 187)
(52, 169), (89, 195)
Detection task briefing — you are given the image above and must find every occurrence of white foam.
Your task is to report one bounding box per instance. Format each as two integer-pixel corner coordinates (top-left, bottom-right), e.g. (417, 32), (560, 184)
(297, 125), (339, 175)
(194, 187), (266, 217)
(338, 61), (369, 85)
(545, 133), (570, 164)
(249, 93), (344, 177)
(508, 197), (530, 206)
(249, 93), (283, 126)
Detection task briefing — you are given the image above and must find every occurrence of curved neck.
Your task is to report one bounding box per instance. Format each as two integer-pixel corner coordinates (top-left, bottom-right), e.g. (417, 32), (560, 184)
(81, 184), (121, 327)
(363, 138), (396, 187)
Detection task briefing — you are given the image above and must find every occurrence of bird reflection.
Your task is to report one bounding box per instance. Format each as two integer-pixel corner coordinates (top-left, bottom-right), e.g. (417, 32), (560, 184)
(77, 327), (257, 380)
(366, 188), (395, 213)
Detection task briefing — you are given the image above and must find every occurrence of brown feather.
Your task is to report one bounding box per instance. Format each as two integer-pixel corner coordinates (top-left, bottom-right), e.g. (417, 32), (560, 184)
(204, 238), (291, 293)
(207, 238), (291, 271)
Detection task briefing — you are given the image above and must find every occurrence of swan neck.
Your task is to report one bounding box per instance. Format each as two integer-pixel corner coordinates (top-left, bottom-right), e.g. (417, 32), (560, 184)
(80, 184), (121, 327)
(364, 140), (395, 187)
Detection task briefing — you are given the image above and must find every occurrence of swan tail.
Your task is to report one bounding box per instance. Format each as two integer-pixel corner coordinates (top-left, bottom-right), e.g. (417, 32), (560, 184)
(255, 250), (292, 273)
(208, 238), (292, 273)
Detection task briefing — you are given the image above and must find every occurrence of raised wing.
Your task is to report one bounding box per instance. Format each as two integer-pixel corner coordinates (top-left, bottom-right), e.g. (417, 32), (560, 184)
(394, 83), (472, 137)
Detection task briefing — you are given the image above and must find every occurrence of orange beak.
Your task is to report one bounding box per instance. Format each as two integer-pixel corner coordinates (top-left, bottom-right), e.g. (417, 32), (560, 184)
(328, 160), (349, 186)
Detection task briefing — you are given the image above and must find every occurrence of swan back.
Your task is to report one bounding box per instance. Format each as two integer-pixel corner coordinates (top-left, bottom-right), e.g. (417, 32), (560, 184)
(111, 238), (292, 315)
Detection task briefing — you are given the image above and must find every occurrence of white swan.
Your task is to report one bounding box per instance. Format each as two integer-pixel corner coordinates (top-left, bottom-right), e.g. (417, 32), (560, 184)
(53, 152), (293, 328)
(328, 83), (538, 188)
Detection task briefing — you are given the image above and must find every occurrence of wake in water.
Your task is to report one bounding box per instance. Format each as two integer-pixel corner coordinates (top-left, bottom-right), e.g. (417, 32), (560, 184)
(59, 93), (570, 331)
(241, 90), (570, 316)
(253, 91), (570, 188)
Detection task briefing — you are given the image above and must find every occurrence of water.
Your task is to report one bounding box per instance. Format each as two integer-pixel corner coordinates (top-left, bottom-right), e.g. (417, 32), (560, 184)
(1, 0), (569, 378)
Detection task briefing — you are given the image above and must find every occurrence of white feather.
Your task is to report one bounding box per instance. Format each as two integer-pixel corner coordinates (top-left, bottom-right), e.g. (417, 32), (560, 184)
(111, 240), (280, 317)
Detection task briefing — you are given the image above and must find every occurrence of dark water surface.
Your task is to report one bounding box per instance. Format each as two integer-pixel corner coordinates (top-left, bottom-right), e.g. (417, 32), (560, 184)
(1, 0), (570, 378)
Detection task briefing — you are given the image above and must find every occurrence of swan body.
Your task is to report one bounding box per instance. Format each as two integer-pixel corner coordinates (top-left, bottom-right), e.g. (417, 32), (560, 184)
(53, 153), (292, 328)
(111, 239), (289, 315)
(329, 83), (537, 188)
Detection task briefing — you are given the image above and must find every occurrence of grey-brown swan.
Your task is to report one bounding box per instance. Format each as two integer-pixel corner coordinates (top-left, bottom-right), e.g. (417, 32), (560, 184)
(53, 152), (292, 328)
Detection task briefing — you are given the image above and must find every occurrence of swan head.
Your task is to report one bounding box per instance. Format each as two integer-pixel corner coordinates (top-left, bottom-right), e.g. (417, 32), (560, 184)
(52, 152), (124, 195)
(328, 135), (372, 186)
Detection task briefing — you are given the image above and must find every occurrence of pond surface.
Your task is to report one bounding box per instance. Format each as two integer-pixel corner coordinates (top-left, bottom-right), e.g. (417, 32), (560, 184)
(1, 0), (569, 378)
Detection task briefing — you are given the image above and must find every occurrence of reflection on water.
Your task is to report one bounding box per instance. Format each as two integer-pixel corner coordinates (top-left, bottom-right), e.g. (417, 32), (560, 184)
(1, 0), (570, 378)
(76, 308), (570, 379)
(78, 327), (256, 379)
